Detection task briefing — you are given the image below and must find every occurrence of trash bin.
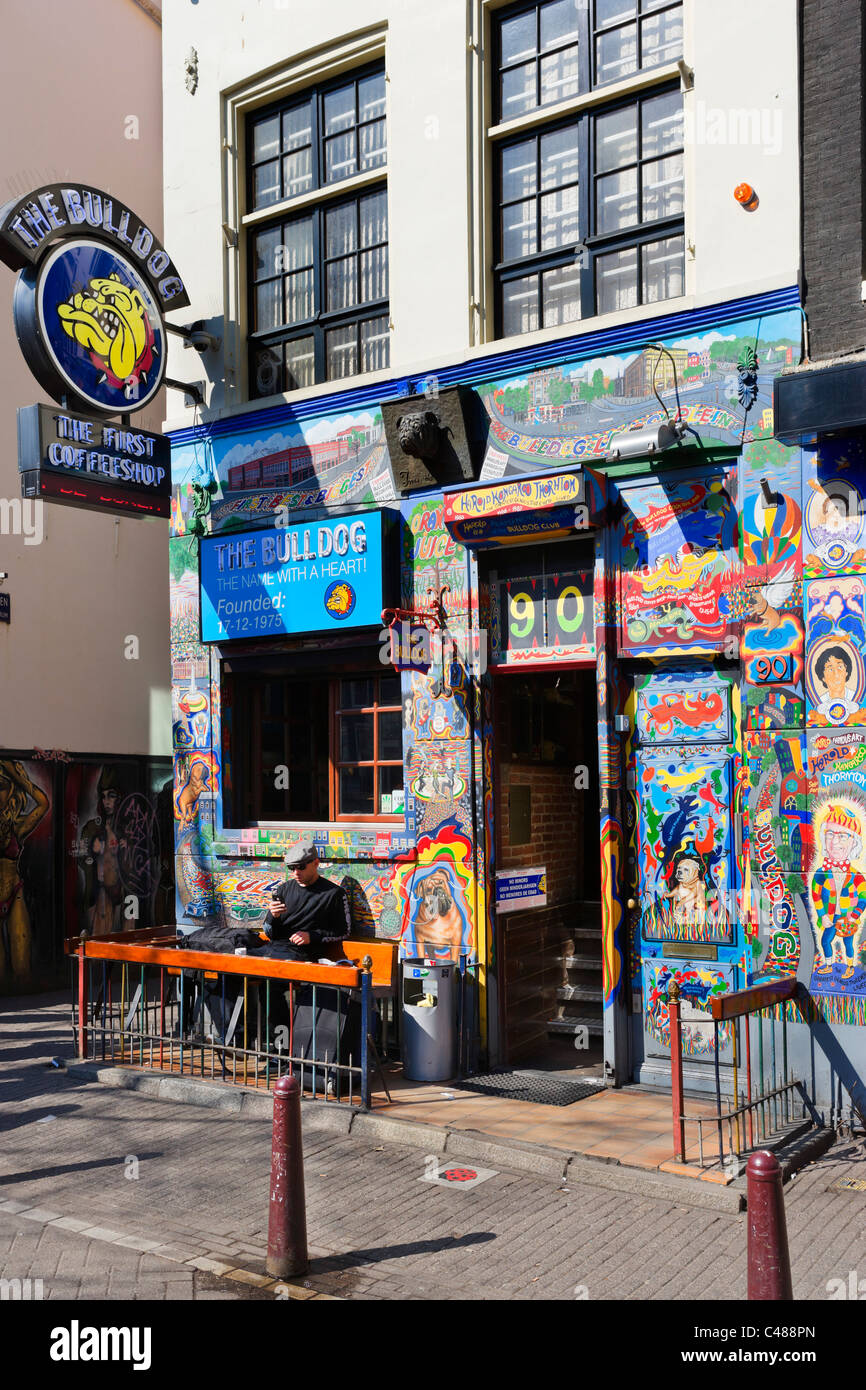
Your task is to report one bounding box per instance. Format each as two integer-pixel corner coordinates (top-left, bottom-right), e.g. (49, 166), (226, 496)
(401, 957), (458, 1082)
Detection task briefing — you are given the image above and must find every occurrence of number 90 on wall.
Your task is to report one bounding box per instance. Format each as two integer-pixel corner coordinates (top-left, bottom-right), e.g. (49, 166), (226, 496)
(745, 652), (794, 684)
(505, 572), (593, 655)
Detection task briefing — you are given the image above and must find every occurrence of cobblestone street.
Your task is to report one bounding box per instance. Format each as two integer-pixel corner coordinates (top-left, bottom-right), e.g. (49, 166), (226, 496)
(2, 996), (864, 1303)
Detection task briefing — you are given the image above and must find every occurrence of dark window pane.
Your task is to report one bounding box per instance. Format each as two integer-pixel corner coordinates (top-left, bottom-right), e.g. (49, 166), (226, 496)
(379, 672), (401, 704)
(325, 131), (356, 182)
(285, 268), (314, 324)
(501, 62), (537, 120)
(596, 105), (637, 172)
(324, 81), (355, 135)
(254, 225), (282, 280)
(541, 0), (580, 49)
(502, 199), (538, 259)
(502, 275), (540, 336)
(540, 46), (581, 104)
(283, 100), (313, 150)
(360, 315), (389, 372)
(341, 678), (376, 707)
(284, 337), (315, 390)
(596, 22), (637, 82)
(595, 0), (634, 27)
(502, 139), (538, 202)
(340, 712), (374, 761)
(641, 153), (683, 221)
(360, 246), (388, 302)
(256, 279), (283, 331)
(327, 255), (358, 312)
(379, 710), (402, 760)
(340, 765), (374, 815)
(253, 161), (280, 208)
(282, 148), (312, 198)
(596, 166), (638, 232)
(327, 324), (357, 379)
(253, 344), (282, 397)
(281, 217), (314, 270)
(641, 6), (683, 66)
(359, 119), (387, 170)
(641, 90), (683, 158)
(596, 245), (638, 314)
(360, 189), (388, 246)
(358, 72), (386, 121)
(542, 263), (582, 326)
(540, 185), (579, 249)
(501, 10), (537, 65)
(379, 764), (404, 809)
(326, 202), (357, 258)
(540, 125), (579, 189)
(253, 115), (280, 163)
(642, 234), (684, 303)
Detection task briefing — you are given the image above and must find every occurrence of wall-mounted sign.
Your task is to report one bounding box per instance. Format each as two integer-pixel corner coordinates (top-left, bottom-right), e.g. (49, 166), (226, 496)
(0, 593), (9, 625)
(200, 512), (385, 642)
(443, 472), (589, 548)
(495, 867), (547, 913)
(0, 184), (187, 415)
(18, 404), (171, 518)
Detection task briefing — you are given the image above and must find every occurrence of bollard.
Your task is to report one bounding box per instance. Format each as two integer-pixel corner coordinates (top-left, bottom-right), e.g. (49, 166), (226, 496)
(266, 1075), (308, 1279)
(77, 932), (88, 1060)
(747, 1149), (793, 1300)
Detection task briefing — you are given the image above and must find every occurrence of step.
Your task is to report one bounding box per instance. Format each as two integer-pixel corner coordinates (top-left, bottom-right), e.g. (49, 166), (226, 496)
(553, 984), (604, 1004)
(547, 1014), (604, 1036)
(571, 928), (602, 941)
(557, 983), (603, 1001)
(560, 955), (603, 971)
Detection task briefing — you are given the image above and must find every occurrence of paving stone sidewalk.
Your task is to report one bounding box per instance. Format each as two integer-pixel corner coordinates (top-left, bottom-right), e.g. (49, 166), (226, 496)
(2, 994), (865, 1301)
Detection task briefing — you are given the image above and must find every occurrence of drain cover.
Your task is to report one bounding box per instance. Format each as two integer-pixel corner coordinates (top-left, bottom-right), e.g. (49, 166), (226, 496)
(451, 1070), (604, 1107)
(830, 1178), (866, 1192)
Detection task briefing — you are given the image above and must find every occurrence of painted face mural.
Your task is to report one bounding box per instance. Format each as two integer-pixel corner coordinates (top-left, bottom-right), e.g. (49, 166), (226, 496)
(0, 760), (50, 985)
(809, 802), (866, 996)
(805, 578), (866, 727)
(804, 442), (866, 576)
(393, 824), (476, 963)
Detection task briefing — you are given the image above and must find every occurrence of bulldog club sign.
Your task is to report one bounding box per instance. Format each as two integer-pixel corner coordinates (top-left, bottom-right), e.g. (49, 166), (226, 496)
(0, 183), (187, 415)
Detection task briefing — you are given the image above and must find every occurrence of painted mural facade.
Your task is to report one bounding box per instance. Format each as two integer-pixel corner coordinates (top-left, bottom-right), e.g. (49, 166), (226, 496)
(0, 752), (173, 994)
(166, 290), (866, 1106)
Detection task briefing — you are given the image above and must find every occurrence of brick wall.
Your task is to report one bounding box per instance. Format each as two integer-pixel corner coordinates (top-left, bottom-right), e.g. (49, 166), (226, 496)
(802, 0), (866, 357)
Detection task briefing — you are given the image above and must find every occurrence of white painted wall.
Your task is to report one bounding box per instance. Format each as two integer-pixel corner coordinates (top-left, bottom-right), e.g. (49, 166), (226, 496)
(0, 0), (169, 755)
(161, 0), (801, 427)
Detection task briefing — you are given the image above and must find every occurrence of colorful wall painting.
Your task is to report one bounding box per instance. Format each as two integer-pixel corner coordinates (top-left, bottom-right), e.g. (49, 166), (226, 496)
(806, 730), (866, 1022)
(393, 824), (477, 963)
(743, 731), (809, 980)
(474, 307), (800, 477)
(643, 960), (734, 1059)
(0, 759), (51, 991)
(740, 436), (802, 586)
(635, 676), (731, 746)
(803, 438), (866, 578)
(742, 602), (805, 730)
(637, 751), (734, 944)
(617, 472), (738, 656)
(170, 404), (395, 538)
(805, 577), (866, 726)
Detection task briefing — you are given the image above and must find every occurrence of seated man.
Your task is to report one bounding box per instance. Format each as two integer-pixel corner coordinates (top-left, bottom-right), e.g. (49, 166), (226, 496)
(261, 841), (356, 1095)
(263, 840), (351, 958)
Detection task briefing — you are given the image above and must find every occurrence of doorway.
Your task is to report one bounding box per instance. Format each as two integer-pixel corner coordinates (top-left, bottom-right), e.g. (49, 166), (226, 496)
(494, 667), (604, 1075)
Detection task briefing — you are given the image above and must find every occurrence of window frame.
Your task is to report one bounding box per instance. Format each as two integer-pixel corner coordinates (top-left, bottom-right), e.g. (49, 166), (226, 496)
(247, 183), (390, 395)
(228, 666), (404, 826)
(492, 78), (684, 338)
(244, 61), (390, 398)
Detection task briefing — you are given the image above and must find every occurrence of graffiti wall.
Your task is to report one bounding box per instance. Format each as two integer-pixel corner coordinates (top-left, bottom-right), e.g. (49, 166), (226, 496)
(0, 751), (172, 994)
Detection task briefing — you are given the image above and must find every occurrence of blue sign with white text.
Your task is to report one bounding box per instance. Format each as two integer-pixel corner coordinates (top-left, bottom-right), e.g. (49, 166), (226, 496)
(200, 512), (383, 641)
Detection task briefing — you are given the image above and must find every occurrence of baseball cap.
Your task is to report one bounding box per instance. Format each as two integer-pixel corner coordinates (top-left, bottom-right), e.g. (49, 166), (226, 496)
(284, 839), (318, 868)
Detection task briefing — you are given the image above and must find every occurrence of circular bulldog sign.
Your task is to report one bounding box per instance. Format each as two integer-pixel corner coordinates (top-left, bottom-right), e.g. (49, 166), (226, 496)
(0, 183), (187, 416)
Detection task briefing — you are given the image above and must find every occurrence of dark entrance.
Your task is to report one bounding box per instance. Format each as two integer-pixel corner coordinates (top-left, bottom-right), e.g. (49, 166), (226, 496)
(494, 667), (603, 1073)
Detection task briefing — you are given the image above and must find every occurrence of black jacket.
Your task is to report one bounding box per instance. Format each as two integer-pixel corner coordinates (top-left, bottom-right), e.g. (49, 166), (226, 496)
(262, 876), (351, 962)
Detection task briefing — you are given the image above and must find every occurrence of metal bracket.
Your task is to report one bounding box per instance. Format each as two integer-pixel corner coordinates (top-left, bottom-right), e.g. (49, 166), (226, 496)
(165, 377), (205, 407)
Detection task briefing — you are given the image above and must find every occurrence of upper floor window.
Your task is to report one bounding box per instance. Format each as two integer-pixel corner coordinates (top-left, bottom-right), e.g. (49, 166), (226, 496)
(246, 65), (389, 398)
(494, 0), (683, 122)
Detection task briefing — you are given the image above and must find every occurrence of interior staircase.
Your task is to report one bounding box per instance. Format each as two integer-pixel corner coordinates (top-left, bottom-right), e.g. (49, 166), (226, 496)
(547, 900), (604, 1043)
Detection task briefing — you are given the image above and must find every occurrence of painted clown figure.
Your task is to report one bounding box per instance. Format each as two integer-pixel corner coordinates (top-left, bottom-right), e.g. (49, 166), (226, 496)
(810, 804), (866, 980)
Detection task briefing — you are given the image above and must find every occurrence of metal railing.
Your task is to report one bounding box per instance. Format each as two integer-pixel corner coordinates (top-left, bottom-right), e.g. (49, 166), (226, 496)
(668, 976), (817, 1170)
(69, 932), (377, 1108)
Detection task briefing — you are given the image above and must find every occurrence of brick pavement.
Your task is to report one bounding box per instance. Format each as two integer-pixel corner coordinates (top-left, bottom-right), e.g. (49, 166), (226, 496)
(2, 993), (865, 1301)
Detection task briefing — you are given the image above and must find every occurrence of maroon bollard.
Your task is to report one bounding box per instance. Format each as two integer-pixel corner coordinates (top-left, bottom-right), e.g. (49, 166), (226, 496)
(266, 1075), (308, 1279)
(747, 1150), (793, 1300)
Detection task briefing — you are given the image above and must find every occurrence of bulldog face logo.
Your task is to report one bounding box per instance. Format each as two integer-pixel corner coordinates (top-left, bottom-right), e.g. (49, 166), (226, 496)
(56, 272), (156, 397)
(325, 581), (356, 619)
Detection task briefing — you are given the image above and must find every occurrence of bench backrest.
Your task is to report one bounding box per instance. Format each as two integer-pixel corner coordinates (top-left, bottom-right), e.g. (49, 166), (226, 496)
(328, 938), (398, 992)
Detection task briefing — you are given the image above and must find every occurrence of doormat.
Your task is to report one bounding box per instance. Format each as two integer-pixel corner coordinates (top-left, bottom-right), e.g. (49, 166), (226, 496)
(451, 1070), (605, 1106)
